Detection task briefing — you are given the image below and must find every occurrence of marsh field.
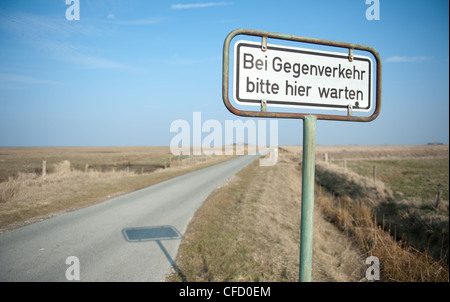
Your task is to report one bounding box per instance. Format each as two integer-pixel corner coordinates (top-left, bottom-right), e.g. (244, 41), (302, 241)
(0, 146), (232, 232)
(0, 144), (448, 281)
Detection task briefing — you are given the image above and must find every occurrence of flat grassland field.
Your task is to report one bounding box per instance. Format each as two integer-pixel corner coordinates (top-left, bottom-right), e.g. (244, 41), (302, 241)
(0, 146), (231, 232)
(0, 145), (448, 229)
(292, 144), (450, 202)
(0, 146), (173, 182)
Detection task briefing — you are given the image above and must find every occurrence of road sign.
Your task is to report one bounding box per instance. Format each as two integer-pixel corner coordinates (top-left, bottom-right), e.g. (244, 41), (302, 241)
(222, 29), (382, 282)
(233, 40), (373, 112)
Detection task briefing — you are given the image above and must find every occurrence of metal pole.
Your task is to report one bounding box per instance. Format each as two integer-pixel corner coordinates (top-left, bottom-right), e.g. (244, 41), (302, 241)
(299, 115), (317, 282)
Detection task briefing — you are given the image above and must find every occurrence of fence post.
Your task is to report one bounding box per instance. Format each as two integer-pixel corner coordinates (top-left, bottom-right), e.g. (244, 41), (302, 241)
(373, 165), (377, 182)
(435, 183), (442, 209)
(42, 160), (47, 177)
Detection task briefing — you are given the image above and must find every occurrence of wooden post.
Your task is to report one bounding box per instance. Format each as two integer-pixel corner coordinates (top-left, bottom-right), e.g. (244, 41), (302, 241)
(435, 183), (442, 209)
(42, 160), (46, 177)
(373, 165), (377, 182)
(324, 153), (328, 163)
(85, 164), (89, 173)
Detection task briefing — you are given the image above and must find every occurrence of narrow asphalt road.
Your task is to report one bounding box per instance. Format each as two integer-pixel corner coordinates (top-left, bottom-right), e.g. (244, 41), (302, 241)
(0, 154), (260, 281)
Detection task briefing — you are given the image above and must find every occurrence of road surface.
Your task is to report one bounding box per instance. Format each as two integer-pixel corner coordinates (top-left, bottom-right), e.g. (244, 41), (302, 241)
(0, 154), (260, 281)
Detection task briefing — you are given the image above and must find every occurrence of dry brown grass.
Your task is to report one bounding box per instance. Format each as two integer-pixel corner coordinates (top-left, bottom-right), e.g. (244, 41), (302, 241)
(316, 191), (449, 281)
(0, 146), (176, 182)
(315, 161), (394, 205)
(309, 144), (449, 281)
(315, 158), (449, 261)
(167, 159), (301, 282)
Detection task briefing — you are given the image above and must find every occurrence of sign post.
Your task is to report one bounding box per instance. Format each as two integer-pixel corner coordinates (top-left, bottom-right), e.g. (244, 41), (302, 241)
(222, 29), (382, 282)
(299, 114), (316, 282)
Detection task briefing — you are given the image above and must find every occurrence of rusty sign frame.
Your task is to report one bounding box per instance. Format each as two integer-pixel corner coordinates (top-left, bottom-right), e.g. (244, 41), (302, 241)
(222, 28), (382, 122)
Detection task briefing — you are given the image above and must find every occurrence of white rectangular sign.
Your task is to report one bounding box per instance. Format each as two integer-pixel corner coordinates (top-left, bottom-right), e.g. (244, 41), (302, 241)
(233, 40), (373, 112)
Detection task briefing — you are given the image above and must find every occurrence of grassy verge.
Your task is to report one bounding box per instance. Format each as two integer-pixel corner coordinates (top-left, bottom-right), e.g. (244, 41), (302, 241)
(167, 159), (301, 281)
(167, 153), (365, 282)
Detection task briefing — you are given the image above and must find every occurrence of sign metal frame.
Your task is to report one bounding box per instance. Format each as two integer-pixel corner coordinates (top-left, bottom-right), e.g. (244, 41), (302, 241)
(222, 28), (382, 122)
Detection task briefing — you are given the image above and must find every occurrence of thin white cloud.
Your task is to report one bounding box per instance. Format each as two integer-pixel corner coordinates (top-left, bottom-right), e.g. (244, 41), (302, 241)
(107, 13), (115, 20)
(0, 12), (63, 34)
(64, 54), (140, 72)
(0, 73), (64, 86)
(0, 12), (141, 72)
(109, 17), (165, 25)
(385, 56), (434, 63)
(0, 11), (103, 37)
(167, 53), (221, 66)
(171, 2), (232, 9)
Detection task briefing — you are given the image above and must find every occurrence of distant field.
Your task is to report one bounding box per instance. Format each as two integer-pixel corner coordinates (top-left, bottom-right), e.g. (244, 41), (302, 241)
(282, 144), (449, 204)
(0, 146), (233, 232)
(0, 146), (174, 182)
(282, 144), (449, 160)
(344, 158), (449, 202)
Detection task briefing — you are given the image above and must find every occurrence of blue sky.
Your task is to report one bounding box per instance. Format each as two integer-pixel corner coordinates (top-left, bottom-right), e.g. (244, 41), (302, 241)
(0, 0), (448, 147)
